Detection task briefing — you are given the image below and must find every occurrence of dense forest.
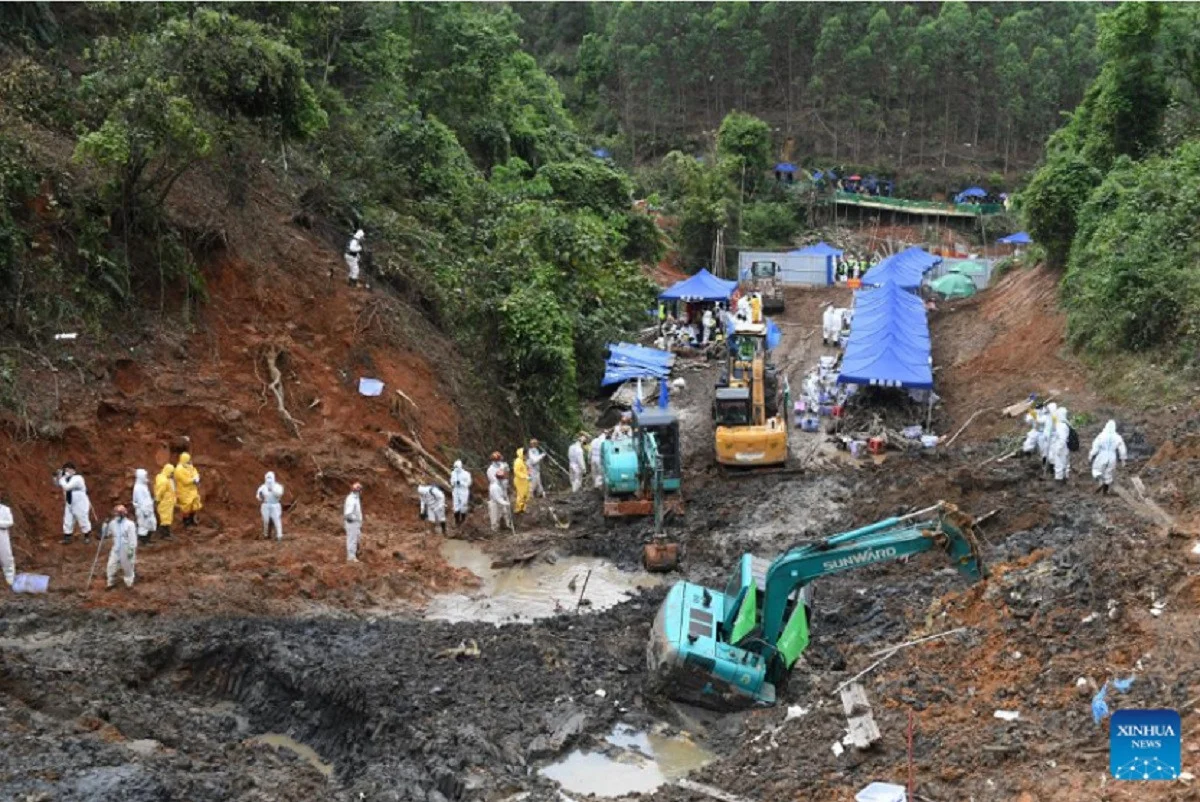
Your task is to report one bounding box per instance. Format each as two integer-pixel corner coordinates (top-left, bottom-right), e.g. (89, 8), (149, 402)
(1022, 2), (1200, 368)
(517, 2), (1101, 174)
(0, 3), (660, 433)
(0, 2), (1195, 440)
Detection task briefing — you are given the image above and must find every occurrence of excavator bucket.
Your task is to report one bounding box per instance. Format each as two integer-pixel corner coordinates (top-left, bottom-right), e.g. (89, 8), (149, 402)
(642, 541), (680, 572)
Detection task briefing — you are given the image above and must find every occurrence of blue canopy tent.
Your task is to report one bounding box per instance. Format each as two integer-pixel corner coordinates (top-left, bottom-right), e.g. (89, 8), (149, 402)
(789, 241), (844, 285)
(658, 268), (737, 303)
(837, 280), (933, 389)
(954, 186), (988, 203)
(998, 231), (1032, 245)
(837, 335), (934, 389)
(861, 247), (941, 291)
(774, 162), (797, 183)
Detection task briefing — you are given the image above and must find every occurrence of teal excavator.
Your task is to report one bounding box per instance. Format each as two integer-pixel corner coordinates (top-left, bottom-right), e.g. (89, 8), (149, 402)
(647, 503), (986, 708)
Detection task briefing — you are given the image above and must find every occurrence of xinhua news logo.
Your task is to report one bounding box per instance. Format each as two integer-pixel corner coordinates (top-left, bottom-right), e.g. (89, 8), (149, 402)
(1110, 709), (1181, 780)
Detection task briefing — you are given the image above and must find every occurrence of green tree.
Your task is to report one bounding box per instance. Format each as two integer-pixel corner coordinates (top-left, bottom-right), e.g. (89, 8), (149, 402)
(716, 111), (772, 188)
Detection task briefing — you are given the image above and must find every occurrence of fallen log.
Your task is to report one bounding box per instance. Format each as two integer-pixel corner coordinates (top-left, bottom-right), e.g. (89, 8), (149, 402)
(388, 431), (454, 478)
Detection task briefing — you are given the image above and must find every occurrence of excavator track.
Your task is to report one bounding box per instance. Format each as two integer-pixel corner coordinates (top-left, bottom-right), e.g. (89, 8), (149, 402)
(718, 463), (803, 479)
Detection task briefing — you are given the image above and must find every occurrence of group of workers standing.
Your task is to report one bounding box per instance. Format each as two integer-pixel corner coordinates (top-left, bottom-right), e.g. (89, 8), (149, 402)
(1021, 401), (1128, 492)
(35, 454), (203, 591)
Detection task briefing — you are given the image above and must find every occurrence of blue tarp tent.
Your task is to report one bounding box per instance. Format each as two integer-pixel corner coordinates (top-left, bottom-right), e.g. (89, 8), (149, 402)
(998, 231), (1032, 245)
(774, 162), (797, 174)
(861, 247), (941, 291)
(601, 342), (675, 387)
(837, 282), (933, 389)
(592, 147), (612, 159)
(954, 186), (987, 203)
(790, 241), (844, 284)
(658, 268), (737, 302)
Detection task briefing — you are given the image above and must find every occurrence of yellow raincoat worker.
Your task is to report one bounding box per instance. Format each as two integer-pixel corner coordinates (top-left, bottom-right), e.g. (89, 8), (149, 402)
(174, 452), (202, 527)
(513, 448), (530, 514)
(154, 464), (177, 540)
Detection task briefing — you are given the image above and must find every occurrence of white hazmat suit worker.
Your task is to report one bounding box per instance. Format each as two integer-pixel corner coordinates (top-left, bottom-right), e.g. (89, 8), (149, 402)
(56, 463), (91, 544)
(419, 485), (447, 535)
(1039, 403), (1058, 464)
(526, 440), (546, 498)
(488, 472), (512, 533)
(450, 461), (471, 527)
(1049, 406), (1071, 482)
(132, 469), (157, 546)
(590, 432), (606, 489)
(822, 304), (839, 346)
(568, 435), (587, 493)
(701, 309), (715, 344)
(736, 294), (751, 321)
(345, 229), (365, 286)
(1022, 407), (1046, 456)
(1089, 420), (1127, 494)
(256, 472), (286, 540)
(0, 501), (15, 587)
(486, 452), (510, 492)
(104, 506), (137, 590)
(344, 483), (363, 563)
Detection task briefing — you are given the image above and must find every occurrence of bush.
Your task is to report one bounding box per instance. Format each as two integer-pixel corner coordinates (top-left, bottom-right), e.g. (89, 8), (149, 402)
(1062, 141), (1200, 363)
(1019, 154), (1102, 268)
(740, 201), (798, 247)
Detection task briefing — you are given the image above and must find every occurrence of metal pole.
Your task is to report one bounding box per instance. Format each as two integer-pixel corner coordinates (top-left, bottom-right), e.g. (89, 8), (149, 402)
(574, 569), (592, 612)
(82, 522), (106, 593)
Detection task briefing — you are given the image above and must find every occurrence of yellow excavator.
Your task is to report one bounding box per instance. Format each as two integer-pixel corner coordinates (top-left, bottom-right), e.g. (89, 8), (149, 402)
(713, 319), (788, 466)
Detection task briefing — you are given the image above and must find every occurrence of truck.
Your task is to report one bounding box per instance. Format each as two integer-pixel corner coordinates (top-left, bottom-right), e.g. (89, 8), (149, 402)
(741, 260), (785, 314)
(646, 503), (986, 708)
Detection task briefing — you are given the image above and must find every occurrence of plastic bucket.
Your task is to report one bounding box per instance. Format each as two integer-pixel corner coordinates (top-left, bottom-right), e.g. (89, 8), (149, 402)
(12, 573), (50, 593)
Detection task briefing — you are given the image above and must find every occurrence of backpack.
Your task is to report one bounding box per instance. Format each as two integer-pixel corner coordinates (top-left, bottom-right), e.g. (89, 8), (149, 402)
(1067, 425), (1080, 452)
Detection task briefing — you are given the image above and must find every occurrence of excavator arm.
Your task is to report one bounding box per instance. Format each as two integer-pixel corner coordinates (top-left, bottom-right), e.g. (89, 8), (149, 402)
(648, 503), (986, 708)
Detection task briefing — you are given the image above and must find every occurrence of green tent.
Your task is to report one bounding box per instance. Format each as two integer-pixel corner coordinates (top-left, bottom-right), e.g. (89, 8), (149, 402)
(930, 271), (977, 299)
(951, 260), (988, 276)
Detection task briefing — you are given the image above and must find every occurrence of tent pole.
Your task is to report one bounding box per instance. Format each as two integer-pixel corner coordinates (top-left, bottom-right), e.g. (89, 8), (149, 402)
(926, 392), (933, 432)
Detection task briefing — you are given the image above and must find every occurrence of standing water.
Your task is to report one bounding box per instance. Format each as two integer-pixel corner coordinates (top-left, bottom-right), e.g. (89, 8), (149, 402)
(424, 539), (664, 624)
(539, 723), (713, 797)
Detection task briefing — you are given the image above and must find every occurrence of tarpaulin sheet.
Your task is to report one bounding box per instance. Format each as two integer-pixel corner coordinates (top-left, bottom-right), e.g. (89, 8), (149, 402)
(601, 342), (675, 387)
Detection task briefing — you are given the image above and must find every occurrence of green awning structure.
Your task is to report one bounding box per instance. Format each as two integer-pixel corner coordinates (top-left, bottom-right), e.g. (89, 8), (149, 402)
(930, 271), (977, 299)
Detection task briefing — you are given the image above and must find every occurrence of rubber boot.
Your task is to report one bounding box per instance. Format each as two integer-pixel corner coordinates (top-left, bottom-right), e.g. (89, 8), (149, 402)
(159, 525), (173, 541)
(61, 534), (72, 545)
(440, 522), (447, 536)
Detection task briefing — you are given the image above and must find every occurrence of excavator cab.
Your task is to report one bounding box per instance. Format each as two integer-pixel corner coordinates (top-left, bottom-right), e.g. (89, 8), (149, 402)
(602, 408), (683, 517)
(714, 321), (787, 467)
(634, 408), (681, 493)
(647, 503), (986, 709)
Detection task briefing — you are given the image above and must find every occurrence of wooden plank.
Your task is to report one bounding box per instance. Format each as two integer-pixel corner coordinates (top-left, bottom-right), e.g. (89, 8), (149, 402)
(844, 713), (882, 749)
(840, 683), (872, 717)
(676, 778), (759, 802)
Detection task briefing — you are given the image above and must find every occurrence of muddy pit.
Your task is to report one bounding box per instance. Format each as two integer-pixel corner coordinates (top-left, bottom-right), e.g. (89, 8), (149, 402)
(423, 539), (665, 624)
